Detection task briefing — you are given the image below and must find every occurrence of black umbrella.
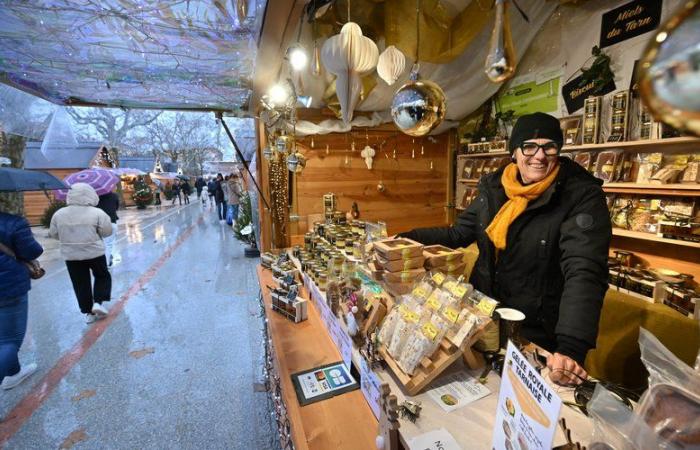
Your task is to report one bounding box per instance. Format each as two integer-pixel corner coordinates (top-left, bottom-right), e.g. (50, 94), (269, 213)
(176, 174), (190, 181)
(0, 167), (67, 192)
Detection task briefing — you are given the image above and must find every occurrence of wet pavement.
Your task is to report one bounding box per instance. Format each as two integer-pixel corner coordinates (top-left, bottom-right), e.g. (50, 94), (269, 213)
(1, 200), (277, 449)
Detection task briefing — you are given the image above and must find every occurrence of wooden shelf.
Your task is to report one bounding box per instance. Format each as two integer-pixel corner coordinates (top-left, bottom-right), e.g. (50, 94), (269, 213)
(563, 136), (700, 152)
(458, 178), (479, 183)
(612, 228), (700, 249)
(603, 183), (700, 196)
(457, 151), (509, 158)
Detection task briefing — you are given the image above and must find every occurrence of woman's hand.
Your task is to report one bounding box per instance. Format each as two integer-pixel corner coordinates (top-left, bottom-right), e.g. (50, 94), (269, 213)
(546, 352), (587, 386)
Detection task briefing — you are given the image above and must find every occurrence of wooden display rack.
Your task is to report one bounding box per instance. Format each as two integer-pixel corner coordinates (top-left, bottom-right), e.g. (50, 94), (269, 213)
(378, 319), (489, 396)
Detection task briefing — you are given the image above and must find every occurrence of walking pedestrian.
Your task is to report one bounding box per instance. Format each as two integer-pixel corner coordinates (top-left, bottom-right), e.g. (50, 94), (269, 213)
(0, 211), (43, 389)
(97, 190), (119, 267)
(213, 173), (227, 222)
(171, 179), (182, 206)
(49, 183), (113, 323)
(194, 176), (205, 201)
(154, 180), (162, 206)
(181, 179), (191, 205)
(227, 174), (242, 225)
(207, 177), (216, 209)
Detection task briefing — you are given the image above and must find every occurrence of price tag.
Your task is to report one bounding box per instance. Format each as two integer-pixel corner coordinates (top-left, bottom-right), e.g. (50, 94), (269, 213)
(431, 272), (446, 285)
(422, 322), (439, 340)
(449, 284), (468, 298)
(427, 296), (442, 311)
(477, 298), (498, 316)
(412, 287), (427, 299)
(444, 307), (460, 324)
(404, 311), (420, 323)
(443, 280), (457, 292)
(398, 304), (410, 316)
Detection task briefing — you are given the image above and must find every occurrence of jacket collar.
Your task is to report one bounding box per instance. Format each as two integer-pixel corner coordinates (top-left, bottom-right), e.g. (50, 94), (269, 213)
(480, 157), (598, 210)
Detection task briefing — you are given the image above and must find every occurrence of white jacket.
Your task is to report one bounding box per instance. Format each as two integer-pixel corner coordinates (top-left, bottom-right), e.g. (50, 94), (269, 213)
(49, 183), (113, 261)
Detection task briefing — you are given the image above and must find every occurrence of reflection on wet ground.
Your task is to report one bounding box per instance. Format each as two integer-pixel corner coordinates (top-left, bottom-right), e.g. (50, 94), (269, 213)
(1, 202), (276, 449)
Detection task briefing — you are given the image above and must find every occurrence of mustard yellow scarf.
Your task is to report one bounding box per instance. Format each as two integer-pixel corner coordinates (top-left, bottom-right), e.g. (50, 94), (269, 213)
(485, 163), (560, 250)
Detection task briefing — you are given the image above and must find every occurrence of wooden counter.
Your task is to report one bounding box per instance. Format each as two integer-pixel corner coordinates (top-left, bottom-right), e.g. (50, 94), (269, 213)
(257, 266), (378, 450)
(259, 264), (594, 450)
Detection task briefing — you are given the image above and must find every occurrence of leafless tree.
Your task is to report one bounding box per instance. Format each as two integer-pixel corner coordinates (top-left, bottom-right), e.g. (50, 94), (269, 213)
(67, 107), (161, 149)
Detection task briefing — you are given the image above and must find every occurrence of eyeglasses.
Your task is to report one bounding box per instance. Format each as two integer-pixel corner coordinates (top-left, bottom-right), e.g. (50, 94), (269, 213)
(520, 141), (560, 157)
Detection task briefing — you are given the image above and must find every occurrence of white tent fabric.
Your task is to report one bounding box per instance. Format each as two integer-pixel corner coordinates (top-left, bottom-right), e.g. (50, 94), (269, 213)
(294, 0), (558, 134)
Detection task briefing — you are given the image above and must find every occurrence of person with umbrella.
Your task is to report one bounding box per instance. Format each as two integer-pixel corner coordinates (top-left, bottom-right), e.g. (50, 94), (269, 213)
(0, 165), (63, 388)
(50, 183), (113, 323)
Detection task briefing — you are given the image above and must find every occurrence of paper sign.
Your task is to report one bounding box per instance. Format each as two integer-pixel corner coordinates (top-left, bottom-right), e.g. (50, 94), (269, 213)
(426, 371), (491, 413)
(408, 428), (461, 450)
(329, 319), (354, 370)
(492, 342), (562, 450)
(359, 357), (382, 419)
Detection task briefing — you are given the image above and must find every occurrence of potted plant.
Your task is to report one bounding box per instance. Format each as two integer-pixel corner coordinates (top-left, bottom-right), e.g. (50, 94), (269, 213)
(232, 192), (260, 257)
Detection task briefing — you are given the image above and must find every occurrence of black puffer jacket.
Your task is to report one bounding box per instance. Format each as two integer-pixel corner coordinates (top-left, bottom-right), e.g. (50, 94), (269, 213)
(401, 158), (611, 363)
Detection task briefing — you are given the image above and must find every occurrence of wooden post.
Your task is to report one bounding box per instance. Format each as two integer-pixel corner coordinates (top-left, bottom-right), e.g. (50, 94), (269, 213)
(378, 384), (400, 450)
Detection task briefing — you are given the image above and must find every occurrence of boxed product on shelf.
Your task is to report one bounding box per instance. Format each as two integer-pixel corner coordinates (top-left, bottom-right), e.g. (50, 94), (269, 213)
(270, 285), (308, 323)
(681, 161), (700, 183)
(374, 253), (425, 272)
(461, 158), (475, 179)
(574, 152), (594, 172)
(423, 245), (463, 268)
(373, 238), (424, 261)
(383, 268), (426, 284)
(472, 159), (486, 179)
(594, 150), (624, 182)
(636, 153), (663, 183)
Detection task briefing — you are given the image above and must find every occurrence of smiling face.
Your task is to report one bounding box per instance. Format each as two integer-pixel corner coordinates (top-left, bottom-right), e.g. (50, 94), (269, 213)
(513, 138), (560, 184)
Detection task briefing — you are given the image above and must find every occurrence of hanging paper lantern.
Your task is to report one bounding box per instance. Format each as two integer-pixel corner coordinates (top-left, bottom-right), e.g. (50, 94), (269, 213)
(484, 0), (516, 83)
(391, 67), (446, 137)
(377, 46), (406, 86)
(321, 22), (379, 123)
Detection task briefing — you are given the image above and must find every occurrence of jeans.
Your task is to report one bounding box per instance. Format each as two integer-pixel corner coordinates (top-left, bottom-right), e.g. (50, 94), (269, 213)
(230, 204), (239, 221)
(103, 222), (118, 264)
(215, 200), (228, 220)
(65, 256), (112, 314)
(0, 294), (28, 380)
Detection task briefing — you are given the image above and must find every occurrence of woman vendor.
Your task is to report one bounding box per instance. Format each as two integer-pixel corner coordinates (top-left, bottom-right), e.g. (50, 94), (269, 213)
(401, 112), (611, 385)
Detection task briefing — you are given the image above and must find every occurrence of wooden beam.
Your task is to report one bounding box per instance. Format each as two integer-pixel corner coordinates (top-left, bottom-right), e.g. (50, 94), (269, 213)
(250, 0), (309, 114)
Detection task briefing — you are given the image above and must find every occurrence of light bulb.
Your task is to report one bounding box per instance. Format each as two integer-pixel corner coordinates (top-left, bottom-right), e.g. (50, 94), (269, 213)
(268, 84), (289, 106)
(288, 45), (308, 71)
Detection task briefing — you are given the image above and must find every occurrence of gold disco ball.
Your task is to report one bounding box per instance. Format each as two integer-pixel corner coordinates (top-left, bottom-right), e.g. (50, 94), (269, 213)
(391, 75), (446, 137)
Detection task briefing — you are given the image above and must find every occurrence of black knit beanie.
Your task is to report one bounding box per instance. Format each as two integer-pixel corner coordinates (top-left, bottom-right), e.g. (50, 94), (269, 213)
(508, 112), (563, 154)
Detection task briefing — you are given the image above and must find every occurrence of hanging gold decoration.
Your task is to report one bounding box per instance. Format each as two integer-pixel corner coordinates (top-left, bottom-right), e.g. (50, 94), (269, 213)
(484, 0), (516, 83)
(312, 41), (322, 76)
(236, 0), (248, 22)
(286, 152), (306, 173)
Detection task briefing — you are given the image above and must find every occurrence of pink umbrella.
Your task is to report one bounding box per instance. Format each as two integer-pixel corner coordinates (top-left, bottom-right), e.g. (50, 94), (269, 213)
(54, 168), (120, 200)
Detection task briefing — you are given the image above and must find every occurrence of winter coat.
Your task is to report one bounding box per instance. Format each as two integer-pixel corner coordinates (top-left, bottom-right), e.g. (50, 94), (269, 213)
(221, 182), (231, 202)
(213, 180), (225, 203)
(0, 212), (43, 300)
(49, 183), (113, 261)
(97, 192), (120, 223)
(181, 181), (192, 195)
(227, 180), (241, 205)
(401, 158), (611, 364)
(195, 178), (205, 192)
(207, 180), (216, 196)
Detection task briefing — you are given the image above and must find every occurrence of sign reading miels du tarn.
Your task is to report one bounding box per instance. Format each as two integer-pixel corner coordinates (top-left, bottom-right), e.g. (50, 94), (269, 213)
(600, 0), (662, 48)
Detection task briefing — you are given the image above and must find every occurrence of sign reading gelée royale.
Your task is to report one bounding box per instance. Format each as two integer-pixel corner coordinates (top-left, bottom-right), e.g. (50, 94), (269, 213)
(599, 0), (662, 48)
